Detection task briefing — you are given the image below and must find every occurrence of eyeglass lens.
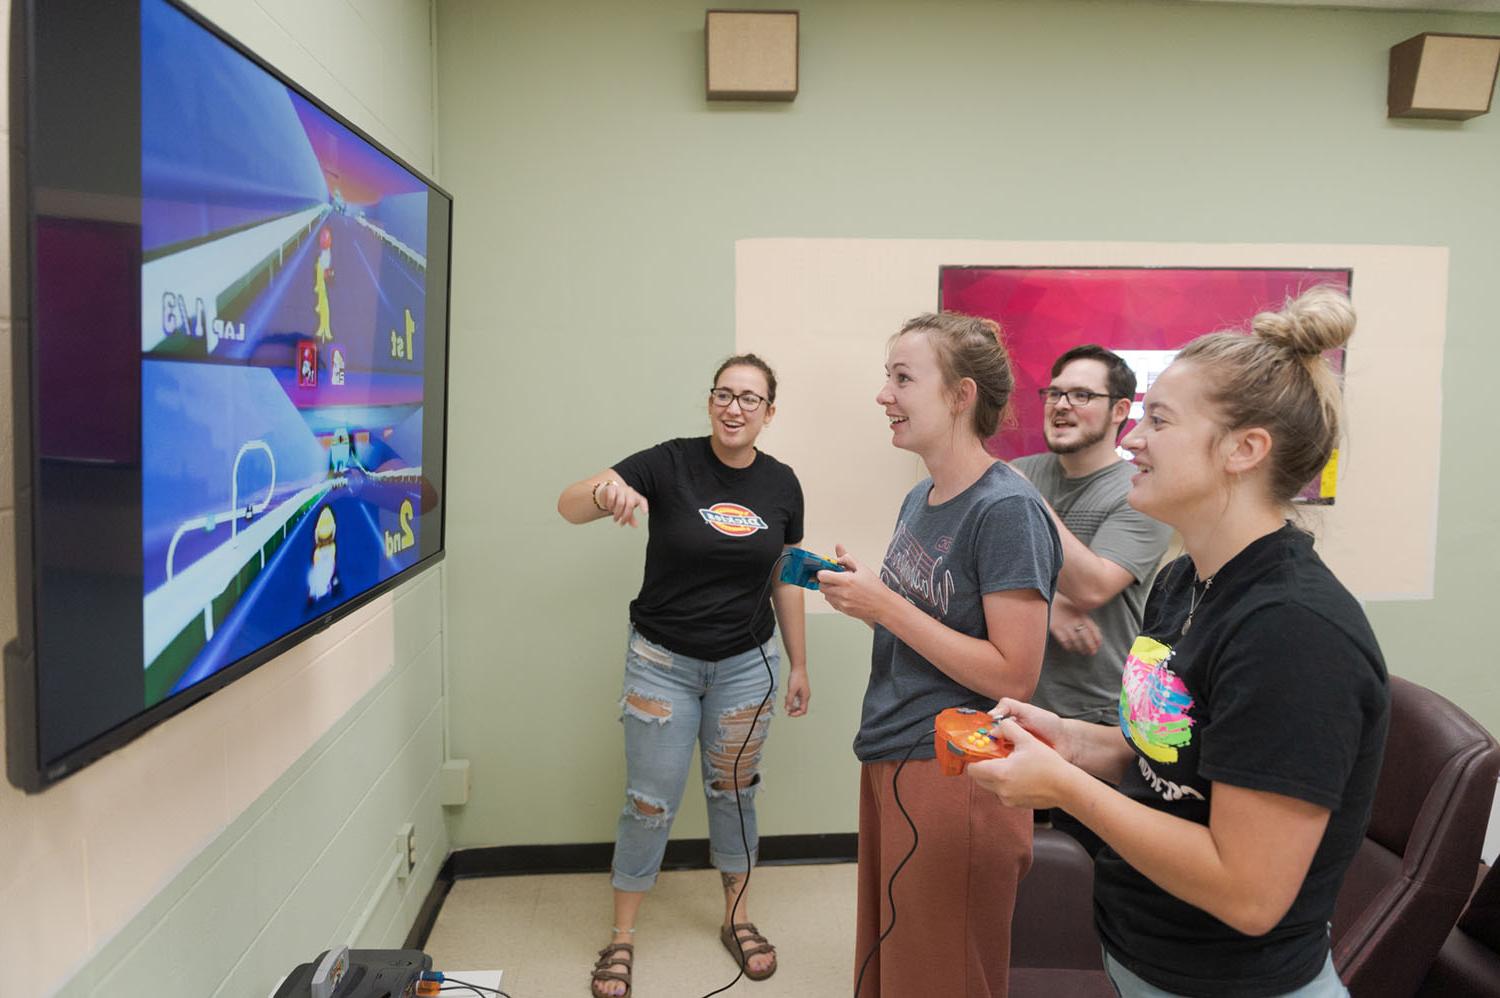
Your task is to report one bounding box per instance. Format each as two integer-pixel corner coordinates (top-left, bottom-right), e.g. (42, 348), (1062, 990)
(710, 389), (763, 411)
(1040, 388), (1105, 406)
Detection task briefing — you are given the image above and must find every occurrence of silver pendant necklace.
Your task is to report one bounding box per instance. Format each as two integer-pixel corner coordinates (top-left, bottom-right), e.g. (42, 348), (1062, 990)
(1182, 574), (1216, 636)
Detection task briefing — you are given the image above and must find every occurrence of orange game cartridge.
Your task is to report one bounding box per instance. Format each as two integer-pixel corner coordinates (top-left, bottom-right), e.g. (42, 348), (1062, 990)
(935, 707), (1013, 775)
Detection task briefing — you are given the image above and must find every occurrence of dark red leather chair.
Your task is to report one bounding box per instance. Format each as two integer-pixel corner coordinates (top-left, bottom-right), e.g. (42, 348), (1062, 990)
(1331, 676), (1500, 997)
(1010, 825), (1112, 997)
(1010, 676), (1500, 998)
(1415, 862), (1500, 997)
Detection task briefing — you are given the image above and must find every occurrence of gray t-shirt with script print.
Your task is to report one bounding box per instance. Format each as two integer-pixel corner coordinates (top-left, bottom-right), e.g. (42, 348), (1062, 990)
(853, 461), (1061, 763)
(1013, 453), (1174, 725)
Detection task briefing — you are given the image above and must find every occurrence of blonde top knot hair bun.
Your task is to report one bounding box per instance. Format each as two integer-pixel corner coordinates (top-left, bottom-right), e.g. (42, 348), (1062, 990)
(1175, 284), (1353, 505)
(1250, 285), (1356, 358)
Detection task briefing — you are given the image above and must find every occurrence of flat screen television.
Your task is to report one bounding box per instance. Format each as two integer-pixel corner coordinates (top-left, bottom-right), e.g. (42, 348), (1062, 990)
(5, 0), (453, 791)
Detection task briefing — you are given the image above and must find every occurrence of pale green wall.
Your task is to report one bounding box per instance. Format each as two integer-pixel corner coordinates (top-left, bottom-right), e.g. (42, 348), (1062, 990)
(59, 571), (450, 998)
(436, 0), (1500, 849)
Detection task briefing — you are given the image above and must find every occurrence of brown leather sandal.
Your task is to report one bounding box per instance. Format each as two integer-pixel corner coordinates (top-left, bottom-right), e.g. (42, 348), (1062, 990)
(719, 922), (777, 981)
(590, 941), (633, 997)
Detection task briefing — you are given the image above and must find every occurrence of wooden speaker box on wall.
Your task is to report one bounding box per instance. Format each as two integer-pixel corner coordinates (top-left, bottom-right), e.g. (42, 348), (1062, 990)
(705, 10), (799, 101)
(1388, 32), (1500, 120)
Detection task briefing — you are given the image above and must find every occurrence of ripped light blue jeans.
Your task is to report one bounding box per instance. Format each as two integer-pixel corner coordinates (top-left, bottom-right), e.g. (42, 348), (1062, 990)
(612, 627), (779, 892)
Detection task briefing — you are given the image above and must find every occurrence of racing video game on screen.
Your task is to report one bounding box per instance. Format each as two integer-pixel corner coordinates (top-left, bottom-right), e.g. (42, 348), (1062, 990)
(138, 0), (433, 707)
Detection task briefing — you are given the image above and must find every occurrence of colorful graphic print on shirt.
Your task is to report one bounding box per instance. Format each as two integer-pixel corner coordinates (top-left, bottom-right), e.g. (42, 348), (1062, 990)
(698, 502), (770, 537)
(1119, 635), (1195, 764)
(879, 521), (956, 616)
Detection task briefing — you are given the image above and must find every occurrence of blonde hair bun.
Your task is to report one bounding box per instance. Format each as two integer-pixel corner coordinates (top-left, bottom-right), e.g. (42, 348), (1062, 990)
(893, 311), (1015, 439)
(1251, 285), (1355, 357)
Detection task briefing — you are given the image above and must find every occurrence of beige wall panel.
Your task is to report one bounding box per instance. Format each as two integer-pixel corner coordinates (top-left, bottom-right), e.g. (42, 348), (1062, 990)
(739, 238), (1446, 604)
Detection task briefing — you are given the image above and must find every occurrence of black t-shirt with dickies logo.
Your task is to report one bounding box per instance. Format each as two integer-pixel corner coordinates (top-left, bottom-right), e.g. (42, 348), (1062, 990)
(614, 437), (803, 661)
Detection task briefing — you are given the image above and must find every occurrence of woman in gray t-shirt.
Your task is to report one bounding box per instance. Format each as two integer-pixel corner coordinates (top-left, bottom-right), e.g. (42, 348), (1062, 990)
(820, 312), (1061, 998)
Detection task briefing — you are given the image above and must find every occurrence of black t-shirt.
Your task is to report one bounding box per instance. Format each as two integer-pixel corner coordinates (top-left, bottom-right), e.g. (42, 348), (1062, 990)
(614, 437), (803, 661)
(1093, 523), (1389, 997)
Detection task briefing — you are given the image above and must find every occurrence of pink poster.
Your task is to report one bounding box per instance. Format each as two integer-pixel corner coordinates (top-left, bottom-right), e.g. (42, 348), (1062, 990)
(938, 267), (1351, 503)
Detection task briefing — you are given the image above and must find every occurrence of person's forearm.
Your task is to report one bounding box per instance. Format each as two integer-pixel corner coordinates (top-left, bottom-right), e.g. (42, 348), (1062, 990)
(557, 475), (612, 524)
(1059, 718), (1134, 783)
(876, 594), (1034, 701)
(1054, 770), (1294, 935)
(1052, 517), (1127, 611)
(770, 583), (806, 668)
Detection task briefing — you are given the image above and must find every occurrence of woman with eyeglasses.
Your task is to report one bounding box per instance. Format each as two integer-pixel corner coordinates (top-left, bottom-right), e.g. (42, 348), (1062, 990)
(558, 353), (808, 998)
(817, 312), (1062, 998)
(968, 287), (1389, 997)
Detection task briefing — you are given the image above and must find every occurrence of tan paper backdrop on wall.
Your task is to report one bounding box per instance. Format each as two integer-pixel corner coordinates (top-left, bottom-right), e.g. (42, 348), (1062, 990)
(737, 239), (1446, 606)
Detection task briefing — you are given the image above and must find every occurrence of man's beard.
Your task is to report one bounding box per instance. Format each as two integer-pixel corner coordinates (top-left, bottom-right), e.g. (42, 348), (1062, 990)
(1046, 420), (1112, 455)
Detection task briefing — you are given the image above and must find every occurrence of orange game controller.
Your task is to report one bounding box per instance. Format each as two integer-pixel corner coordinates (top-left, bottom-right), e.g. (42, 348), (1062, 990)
(935, 707), (1013, 775)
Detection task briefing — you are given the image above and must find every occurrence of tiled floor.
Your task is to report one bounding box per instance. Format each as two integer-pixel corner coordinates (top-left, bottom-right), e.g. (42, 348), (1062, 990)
(424, 863), (858, 997)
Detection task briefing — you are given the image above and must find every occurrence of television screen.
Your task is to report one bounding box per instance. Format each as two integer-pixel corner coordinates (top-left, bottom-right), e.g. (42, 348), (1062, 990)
(6, 0), (452, 791)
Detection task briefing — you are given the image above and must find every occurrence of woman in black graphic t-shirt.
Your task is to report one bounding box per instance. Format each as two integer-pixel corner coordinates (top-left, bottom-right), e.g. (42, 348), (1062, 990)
(558, 354), (808, 998)
(969, 287), (1389, 998)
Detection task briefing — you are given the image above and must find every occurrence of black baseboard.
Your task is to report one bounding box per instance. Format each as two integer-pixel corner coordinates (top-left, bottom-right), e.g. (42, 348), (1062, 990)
(405, 873), (453, 952)
(404, 833), (856, 950)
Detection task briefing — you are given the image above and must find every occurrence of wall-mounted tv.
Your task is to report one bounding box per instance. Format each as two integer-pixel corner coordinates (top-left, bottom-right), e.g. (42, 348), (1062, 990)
(5, 0), (453, 791)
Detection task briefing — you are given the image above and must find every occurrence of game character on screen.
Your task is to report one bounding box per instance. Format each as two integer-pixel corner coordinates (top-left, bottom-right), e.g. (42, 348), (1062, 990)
(318, 225), (334, 280)
(329, 428), (351, 474)
(307, 505), (339, 601)
(312, 227), (335, 343)
(298, 341), (318, 388)
(557, 354), (810, 997)
(816, 312), (1062, 998)
(969, 287), (1388, 998)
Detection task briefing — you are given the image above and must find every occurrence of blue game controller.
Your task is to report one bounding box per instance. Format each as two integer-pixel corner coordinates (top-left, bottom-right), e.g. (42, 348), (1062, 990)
(779, 547), (844, 590)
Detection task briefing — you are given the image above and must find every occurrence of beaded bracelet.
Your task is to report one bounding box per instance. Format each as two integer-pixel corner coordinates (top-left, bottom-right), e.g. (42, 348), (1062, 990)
(591, 480), (617, 512)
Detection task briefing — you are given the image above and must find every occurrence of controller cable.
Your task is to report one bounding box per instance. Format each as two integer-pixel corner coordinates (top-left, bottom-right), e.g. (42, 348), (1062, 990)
(696, 550), (790, 998)
(480, 554), (789, 998)
(702, 551), (949, 998)
(436, 976), (511, 997)
(850, 724), (935, 998)
(421, 969), (512, 996)
(696, 549), (945, 998)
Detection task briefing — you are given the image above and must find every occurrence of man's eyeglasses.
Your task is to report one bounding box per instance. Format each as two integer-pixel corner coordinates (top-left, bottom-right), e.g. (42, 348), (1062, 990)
(708, 388), (768, 412)
(1038, 387), (1120, 407)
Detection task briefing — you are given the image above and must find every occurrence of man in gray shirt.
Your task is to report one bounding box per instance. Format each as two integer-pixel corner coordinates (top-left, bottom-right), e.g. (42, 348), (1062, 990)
(1013, 345), (1174, 726)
